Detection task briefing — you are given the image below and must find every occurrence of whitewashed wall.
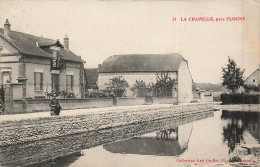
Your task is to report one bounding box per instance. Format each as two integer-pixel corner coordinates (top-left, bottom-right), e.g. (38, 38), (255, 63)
(245, 69), (260, 86)
(98, 72), (178, 97)
(178, 61), (193, 103)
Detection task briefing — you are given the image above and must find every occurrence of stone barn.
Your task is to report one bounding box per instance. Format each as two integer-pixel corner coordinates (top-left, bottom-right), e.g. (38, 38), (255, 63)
(98, 54), (193, 103)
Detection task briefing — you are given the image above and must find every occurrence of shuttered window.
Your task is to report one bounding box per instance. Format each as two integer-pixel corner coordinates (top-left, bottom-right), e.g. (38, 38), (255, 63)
(66, 75), (73, 92)
(34, 72), (43, 91)
(2, 72), (11, 83)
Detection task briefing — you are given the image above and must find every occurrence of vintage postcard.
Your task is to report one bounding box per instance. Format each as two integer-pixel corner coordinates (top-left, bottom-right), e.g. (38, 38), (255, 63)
(0, 0), (259, 167)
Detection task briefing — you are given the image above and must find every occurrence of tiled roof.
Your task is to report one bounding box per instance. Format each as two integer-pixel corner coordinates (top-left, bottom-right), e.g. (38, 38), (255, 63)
(0, 28), (84, 62)
(99, 53), (185, 73)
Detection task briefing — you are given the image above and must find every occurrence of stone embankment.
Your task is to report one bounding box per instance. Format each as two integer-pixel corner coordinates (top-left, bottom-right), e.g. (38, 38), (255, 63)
(220, 104), (260, 112)
(0, 103), (214, 146)
(0, 103), (215, 166)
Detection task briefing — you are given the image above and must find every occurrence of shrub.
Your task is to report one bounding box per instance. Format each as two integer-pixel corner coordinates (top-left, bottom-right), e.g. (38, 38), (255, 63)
(85, 90), (111, 98)
(154, 71), (177, 97)
(105, 76), (129, 97)
(243, 84), (259, 92)
(130, 80), (154, 97)
(220, 93), (260, 104)
(66, 92), (76, 98)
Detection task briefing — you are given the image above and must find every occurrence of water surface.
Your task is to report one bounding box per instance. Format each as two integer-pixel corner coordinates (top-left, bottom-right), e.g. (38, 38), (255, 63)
(68, 110), (259, 167)
(2, 110), (259, 167)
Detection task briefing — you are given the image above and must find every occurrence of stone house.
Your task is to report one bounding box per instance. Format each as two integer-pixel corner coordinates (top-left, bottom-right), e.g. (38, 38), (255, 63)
(98, 53), (193, 103)
(0, 19), (85, 98)
(244, 65), (260, 87)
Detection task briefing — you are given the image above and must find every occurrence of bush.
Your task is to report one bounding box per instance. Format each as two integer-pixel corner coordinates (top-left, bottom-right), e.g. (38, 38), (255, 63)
(66, 92), (76, 98)
(244, 85), (259, 92)
(220, 93), (260, 104)
(105, 76), (129, 97)
(130, 80), (154, 97)
(85, 90), (111, 98)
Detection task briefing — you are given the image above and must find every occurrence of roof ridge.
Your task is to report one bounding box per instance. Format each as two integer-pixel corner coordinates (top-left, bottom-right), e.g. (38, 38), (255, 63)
(113, 53), (180, 56)
(0, 32), (24, 53)
(245, 68), (259, 82)
(100, 53), (185, 73)
(0, 28), (55, 41)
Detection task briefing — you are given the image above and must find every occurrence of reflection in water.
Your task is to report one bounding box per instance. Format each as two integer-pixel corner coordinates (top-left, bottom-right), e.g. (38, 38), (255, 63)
(69, 110), (259, 167)
(156, 128), (179, 141)
(1, 110), (213, 167)
(3, 110), (260, 167)
(104, 126), (193, 156)
(221, 110), (260, 153)
(26, 152), (81, 167)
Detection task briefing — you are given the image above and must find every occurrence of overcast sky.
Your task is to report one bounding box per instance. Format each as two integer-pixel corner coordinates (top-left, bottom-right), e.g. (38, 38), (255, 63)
(0, 0), (259, 84)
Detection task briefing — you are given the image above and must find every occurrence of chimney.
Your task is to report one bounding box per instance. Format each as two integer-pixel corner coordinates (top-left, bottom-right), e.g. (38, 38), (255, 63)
(4, 19), (11, 38)
(63, 34), (69, 49)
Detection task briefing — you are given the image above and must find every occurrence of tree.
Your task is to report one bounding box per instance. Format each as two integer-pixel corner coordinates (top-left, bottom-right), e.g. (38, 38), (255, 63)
(130, 80), (154, 97)
(105, 76), (129, 97)
(221, 57), (244, 93)
(154, 71), (177, 97)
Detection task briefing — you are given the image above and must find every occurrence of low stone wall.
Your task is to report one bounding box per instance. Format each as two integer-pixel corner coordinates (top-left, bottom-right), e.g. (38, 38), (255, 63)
(203, 95), (214, 102)
(153, 97), (177, 104)
(117, 97), (146, 106)
(13, 100), (24, 114)
(19, 98), (114, 113)
(59, 98), (114, 110)
(11, 97), (179, 114)
(0, 103), (215, 166)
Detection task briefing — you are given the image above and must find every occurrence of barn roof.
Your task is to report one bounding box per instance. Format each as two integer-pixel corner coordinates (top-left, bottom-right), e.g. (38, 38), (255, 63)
(0, 28), (84, 62)
(99, 53), (185, 73)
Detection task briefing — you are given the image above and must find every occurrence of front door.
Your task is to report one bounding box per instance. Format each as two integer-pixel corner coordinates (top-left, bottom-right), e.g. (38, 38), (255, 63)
(52, 74), (60, 93)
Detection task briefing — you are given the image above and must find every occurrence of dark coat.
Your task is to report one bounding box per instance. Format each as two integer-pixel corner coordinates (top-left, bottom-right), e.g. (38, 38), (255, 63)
(49, 97), (62, 115)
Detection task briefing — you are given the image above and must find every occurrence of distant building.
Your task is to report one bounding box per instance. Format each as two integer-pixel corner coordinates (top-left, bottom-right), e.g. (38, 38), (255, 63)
(98, 54), (193, 103)
(84, 68), (99, 91)
(244, 65), (260, 87)
(0, 19), (85, 98)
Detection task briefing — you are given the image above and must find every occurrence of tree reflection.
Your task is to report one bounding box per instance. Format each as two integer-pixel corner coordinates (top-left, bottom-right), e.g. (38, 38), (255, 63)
(222, 119), (244, 153)
(221, 110), (260, 153)
(156, 128), (178, 141)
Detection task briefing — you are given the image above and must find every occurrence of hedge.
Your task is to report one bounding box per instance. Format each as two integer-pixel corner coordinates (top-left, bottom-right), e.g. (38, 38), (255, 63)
(220, 93), (260, 104)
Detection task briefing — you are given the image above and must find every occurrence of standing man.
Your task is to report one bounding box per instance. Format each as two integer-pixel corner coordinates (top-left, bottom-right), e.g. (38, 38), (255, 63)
(49, 94), (62, 116)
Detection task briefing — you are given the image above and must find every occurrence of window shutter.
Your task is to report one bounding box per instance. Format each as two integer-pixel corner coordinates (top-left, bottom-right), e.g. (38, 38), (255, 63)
(71, 75), (74, 91)
(66, 75), (68, 92)
(34, 72), (36, 91)
(40, 73), (43, 90)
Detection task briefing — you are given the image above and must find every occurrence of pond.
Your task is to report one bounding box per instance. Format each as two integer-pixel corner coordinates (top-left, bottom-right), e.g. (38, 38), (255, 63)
(2, 110), (260, 167)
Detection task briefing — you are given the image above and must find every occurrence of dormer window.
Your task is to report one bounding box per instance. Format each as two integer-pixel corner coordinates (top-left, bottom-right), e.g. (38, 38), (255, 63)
(49, 46), (66, 71)
(53, 50), (58, 59)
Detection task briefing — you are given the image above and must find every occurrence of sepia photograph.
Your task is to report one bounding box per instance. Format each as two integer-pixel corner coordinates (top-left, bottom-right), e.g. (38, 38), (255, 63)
(0, 0), (259, 167)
